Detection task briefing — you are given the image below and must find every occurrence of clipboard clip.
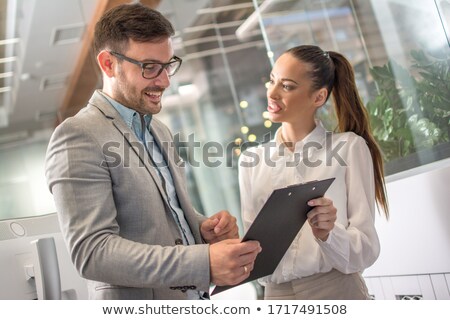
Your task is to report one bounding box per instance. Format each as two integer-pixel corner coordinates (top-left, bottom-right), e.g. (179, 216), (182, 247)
(285, 180), (319, 188)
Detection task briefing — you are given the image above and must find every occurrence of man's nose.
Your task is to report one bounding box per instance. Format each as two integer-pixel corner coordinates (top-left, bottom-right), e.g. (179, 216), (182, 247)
(154, 68), (171, 88)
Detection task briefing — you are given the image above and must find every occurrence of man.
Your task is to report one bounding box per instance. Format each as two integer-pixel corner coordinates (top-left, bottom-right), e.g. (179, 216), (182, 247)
(45, 3), (260, 300)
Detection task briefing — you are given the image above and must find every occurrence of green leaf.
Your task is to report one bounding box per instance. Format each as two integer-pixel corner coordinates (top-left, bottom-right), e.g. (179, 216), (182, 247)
(367, 48), (450, 160)
(384, 108), (394, 123)
(397, 128), (412, 141)
(408, 114), (418, 124)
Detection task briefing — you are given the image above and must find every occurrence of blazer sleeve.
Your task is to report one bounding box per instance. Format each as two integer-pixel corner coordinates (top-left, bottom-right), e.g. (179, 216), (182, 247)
(45, 118), (211, 291)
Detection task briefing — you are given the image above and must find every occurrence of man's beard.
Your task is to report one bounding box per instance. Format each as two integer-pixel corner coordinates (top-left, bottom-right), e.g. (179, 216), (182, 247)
(114, 71), (163, 115)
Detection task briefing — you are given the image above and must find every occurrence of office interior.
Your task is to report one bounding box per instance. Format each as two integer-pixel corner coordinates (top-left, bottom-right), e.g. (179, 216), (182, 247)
(0, 0), (449, 300)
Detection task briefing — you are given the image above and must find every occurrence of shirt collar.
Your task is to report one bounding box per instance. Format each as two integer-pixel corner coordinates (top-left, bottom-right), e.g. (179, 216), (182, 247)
(269, 120), (327, 160)
(100, 91), (152, 130)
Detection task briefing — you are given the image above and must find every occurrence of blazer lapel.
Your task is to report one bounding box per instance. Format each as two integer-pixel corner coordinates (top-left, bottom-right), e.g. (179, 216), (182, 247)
(115, 121), (169, 200)
(89, 91), (169, 204)
(89, 91), (203, 242)
(150, 122), (203, 242)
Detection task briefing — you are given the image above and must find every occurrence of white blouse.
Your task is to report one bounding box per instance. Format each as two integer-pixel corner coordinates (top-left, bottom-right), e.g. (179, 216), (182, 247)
(238, 122), (380, 285)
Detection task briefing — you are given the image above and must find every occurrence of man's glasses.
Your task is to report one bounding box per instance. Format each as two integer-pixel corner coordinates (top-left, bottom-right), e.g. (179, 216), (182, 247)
(109, 51), (182, 80)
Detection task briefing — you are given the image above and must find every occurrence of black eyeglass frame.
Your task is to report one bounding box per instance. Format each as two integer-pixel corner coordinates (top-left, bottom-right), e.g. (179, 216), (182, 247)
(109, 51), (182, 80)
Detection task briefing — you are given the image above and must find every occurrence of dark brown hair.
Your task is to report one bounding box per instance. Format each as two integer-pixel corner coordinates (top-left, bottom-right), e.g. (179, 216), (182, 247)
(93, 3), (174, 55)
(286, 45), (389, 218)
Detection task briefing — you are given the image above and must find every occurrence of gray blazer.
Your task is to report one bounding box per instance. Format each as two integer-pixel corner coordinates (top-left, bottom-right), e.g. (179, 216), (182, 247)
(45, 90), (210, 299)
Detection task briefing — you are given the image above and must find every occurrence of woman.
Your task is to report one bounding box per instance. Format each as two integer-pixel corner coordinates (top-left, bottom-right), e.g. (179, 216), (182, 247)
(238, 45), (389, 299)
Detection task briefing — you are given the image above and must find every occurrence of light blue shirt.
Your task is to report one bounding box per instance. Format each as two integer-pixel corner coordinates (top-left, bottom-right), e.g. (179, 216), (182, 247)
(101, 93), (204, 299)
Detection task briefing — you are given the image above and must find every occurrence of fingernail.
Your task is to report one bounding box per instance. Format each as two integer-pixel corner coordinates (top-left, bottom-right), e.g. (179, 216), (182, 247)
(308, 200), (314, 206)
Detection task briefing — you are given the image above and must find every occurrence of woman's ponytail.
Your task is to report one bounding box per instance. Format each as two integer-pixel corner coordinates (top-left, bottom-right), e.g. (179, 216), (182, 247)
(286, 45), (389, 217)
(330, 51), (389, 218)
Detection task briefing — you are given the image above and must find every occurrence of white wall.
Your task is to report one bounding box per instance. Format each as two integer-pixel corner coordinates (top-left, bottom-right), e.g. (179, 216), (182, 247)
(364, 158), (450, 299)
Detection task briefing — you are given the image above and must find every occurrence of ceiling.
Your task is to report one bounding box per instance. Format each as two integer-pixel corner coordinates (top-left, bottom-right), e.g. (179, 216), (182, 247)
(2, 0), (372, 148)
(0, 0), (178, 146)
(0, 0), (272, 147)
(1, 0), (90, 142)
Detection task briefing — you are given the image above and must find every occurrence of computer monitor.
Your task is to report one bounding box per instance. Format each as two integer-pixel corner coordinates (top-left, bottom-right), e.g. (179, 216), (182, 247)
(0, 213), (88, 299)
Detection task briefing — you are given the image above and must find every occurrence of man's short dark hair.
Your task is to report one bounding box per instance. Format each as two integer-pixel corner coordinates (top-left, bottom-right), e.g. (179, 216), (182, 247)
(93, 3), (175, 55)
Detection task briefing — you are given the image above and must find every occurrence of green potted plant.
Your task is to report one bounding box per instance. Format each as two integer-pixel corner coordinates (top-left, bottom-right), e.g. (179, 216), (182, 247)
(366, 49), (450, 162)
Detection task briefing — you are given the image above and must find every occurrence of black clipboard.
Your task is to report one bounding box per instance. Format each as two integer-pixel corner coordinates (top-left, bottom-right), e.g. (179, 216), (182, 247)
(211, 177), (335, 296)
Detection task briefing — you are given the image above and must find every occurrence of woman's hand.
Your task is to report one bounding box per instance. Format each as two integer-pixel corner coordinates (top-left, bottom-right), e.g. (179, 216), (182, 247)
(306, 197), (337, 241)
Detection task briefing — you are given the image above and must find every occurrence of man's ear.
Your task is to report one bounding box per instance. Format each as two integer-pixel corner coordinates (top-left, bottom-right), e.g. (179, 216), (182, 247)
(97, 50), (115, 77)
(314, 88), (328, 107)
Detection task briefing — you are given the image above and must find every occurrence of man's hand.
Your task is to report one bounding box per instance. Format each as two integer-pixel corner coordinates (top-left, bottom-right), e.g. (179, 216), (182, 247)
(307, 197), (337, 241)
(209, 239), (261, 286)
(201, 210), (239, 243)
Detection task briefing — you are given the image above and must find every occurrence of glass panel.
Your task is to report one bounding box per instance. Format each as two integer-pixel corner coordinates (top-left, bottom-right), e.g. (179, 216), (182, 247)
(4, 0), (448, 222)
(367, 0), (450, 174)
(159, 0), (274, 232)
(0, 0), (51, 221)
(0, 140), (56, 220)
(254, 0), (450, 175)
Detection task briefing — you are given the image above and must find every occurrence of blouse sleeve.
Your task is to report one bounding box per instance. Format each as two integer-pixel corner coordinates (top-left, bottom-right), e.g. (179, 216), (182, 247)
(317, 135), (381, 273)
(238, 151), (256, 233)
